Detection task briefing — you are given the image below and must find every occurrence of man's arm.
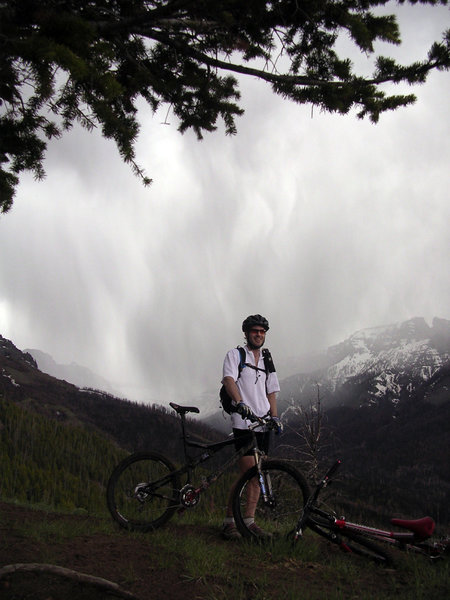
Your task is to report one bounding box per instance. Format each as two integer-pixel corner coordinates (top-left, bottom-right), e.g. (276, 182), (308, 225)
(222, 376), (243, 407)
(267, 392), (278, 417)
(267, 391), (283, 434)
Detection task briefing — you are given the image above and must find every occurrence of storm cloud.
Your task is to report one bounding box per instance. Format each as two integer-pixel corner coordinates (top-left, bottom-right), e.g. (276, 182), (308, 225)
(1, 5), (449, 408)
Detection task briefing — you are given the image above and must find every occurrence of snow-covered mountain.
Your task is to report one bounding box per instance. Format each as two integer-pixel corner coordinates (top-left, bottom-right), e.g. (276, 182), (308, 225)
(279, 317), (450, 413)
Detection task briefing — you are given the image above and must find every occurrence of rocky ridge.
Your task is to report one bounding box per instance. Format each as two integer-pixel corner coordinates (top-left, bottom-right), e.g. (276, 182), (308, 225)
(279, 317), (450, 412)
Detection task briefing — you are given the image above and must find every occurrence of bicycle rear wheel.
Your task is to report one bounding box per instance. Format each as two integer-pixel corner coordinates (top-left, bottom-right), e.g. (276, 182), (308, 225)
(107, 451), (181, 532)
(232, 460), (310, 540)
(337, 530), (394, 566)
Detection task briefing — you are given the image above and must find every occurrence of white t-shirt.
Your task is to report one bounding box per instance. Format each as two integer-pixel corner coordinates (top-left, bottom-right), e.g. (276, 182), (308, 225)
(222, 345), (280, 430)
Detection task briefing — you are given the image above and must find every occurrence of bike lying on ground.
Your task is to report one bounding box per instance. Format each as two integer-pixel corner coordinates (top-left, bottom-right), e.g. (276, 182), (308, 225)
(292, 460), (450, 566)
(107, 402), (310, 538)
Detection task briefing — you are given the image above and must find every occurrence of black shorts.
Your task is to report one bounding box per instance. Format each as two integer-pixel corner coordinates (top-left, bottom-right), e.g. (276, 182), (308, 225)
(232, 428), (271, 456)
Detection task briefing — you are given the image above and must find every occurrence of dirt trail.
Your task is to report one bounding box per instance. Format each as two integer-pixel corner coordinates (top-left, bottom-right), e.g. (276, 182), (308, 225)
(0, 501), (424, 600)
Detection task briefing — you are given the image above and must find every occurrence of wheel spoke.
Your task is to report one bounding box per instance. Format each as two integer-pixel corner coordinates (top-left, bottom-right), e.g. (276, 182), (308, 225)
(107, 452), (180, 532)
(233, 461), (309, 539)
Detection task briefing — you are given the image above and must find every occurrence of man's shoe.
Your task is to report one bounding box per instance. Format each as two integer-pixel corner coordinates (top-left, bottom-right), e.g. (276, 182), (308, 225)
(222, 523), (242, 540)
(248, 522), (273, 538)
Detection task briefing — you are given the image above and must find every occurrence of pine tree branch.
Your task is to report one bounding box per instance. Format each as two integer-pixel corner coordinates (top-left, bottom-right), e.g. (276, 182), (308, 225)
(137, 27), (330, 87)
(132, 27), (449, 89)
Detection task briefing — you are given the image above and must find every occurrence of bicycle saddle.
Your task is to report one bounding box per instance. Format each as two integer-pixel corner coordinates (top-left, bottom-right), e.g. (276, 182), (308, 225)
(390, 516), (435, 539)
(169, 402), (200, 415)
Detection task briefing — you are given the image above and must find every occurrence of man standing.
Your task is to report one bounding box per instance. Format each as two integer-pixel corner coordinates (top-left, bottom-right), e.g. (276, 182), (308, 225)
(221, 314), (282, 539)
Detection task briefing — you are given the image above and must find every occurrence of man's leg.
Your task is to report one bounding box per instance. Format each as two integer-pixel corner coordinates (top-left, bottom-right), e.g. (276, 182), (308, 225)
(225, 454), (257, 518)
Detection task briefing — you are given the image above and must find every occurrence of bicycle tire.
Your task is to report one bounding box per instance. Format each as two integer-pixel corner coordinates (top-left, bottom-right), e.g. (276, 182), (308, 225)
(336, 530), (394, 566)
(107, 451), (181, 532)
(232, 460), (310, 540)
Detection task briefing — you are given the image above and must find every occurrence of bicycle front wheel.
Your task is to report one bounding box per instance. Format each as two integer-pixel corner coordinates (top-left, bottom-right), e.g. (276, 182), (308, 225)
(232, 460), (310, 539)
(107, 451), (181, 532)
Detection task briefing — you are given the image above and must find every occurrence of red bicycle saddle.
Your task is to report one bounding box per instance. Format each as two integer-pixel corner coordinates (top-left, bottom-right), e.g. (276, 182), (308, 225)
(390, 516), (435, 540)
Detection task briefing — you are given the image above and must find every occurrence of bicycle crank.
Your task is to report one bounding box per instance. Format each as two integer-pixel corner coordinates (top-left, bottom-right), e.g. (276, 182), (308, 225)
(180, 485), (200, 507)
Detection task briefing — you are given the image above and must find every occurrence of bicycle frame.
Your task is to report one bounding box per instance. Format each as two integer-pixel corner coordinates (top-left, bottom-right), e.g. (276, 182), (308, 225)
(155, 402), (270, 508)
(295, 460), (448, 559)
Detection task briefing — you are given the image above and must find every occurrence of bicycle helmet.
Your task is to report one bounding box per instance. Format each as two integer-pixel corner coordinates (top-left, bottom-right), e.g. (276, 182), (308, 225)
(242, 314), (270, 332)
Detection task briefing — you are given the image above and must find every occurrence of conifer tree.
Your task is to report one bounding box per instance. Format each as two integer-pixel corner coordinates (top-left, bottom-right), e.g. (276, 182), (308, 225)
(1, 0), (449, 211)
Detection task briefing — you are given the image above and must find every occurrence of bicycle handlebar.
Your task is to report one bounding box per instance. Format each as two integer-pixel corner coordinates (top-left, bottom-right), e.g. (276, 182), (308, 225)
(236, 404), (276, 429)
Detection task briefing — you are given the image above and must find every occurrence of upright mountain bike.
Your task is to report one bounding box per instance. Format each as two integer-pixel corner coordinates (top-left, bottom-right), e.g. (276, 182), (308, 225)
(106, 402), (310, 538)
(292, 460), (450, 565)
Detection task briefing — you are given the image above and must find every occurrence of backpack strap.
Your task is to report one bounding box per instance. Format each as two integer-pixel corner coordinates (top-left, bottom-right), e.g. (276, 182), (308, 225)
(236, 346), (246, 378)
(262, 348), (276, 373)
(237, 347), (276, 377)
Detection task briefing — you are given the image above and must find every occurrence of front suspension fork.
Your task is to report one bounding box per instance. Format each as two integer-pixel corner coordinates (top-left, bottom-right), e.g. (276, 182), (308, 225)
(254, 453), (274, 506)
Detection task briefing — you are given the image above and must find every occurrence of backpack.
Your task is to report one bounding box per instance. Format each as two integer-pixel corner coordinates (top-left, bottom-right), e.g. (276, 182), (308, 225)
(219, 346), (276, 414)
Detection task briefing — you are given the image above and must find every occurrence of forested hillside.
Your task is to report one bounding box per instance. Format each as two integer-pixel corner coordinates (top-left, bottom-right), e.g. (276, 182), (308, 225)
(0, 400), (126, 512)
(0, 334), (223, 458)
(274, 399), (450, 525)
(0, 334), (228, 513)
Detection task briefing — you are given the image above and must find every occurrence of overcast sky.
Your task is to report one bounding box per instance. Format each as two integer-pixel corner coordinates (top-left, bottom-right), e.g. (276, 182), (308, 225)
(1, 4), (449, 408)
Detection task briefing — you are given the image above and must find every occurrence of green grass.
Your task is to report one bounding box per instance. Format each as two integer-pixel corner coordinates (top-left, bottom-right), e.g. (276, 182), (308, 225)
(2, 498), (450, 600)
(124, 510), (450, 600)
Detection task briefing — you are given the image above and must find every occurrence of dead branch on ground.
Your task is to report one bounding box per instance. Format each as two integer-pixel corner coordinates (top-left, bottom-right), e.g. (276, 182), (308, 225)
(0, 563), (140, 600)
